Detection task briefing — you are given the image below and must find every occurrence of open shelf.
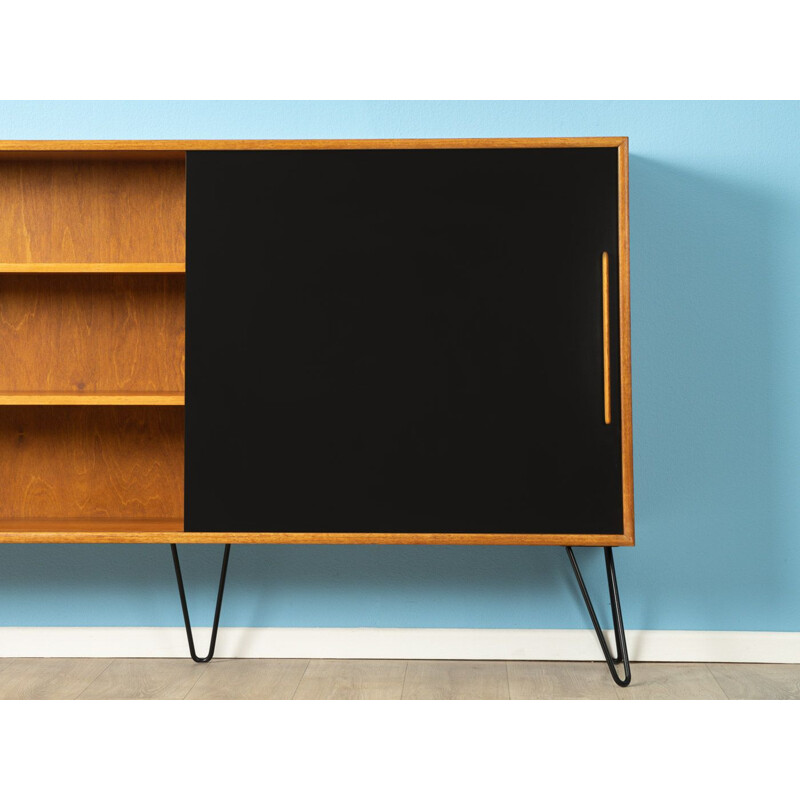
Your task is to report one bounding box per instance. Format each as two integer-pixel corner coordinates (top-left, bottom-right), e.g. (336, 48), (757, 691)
(0, 154), (188, 543)
(0, 517), (184, 543)
(0, 392), (184, 406)
(0, 158), (185, 264)
(0, 274), (185, 395)
(0, 263), (185, 274)
(0, 518), (183, 534)
(0, 406), (184, 523)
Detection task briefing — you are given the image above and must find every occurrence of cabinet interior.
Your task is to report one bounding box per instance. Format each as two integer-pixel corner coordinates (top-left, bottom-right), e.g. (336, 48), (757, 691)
(0, 155), (186, 533)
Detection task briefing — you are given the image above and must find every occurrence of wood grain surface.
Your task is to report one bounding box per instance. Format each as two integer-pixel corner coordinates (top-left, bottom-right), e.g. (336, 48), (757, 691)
(617, 663), (727, 700)
(0, 262), (185, 273)
(187, 659), (310, 700)
(2, 659), (796, 700)
(507, 660), (620, 699)
(0, 275), (184, 393)
(0, 530), (632, 544)
(0, 392), (184, 405)
(618, 139), (635, 544)
(0, 658), (112, 700)
(0, 159), (185, 262)
(0, 138), (627, 154)
(293, 659), (407, 700)
(0, 406), (184, 522)
(402, 660), (510, 700)
(706, 663), (800, 700)
(0, 518), (183, 534)
(77, 659), (202, 700)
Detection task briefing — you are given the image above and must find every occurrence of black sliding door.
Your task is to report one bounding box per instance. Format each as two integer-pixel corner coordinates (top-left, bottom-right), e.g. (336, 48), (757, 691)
(185, 148), (622, 534)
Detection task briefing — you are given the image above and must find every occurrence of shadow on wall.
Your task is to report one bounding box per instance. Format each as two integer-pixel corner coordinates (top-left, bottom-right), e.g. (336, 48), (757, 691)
(0, 542), (585, 629)
(628, 154), (788, 630)
(0, 153), (792, 633)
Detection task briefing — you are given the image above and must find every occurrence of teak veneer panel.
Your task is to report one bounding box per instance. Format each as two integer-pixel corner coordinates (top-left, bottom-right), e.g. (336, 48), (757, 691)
(617, 139), (635, 544)
(0, 530), (632, 544)
(0, 159), (185, 263)
(0, 392), (184, 405)
(0, 518), (183, 534)
(0, 263), (185, 274)
(0, 407), (184, 522)
(0, 274), (185, 393)
(0, 138), (627, 155)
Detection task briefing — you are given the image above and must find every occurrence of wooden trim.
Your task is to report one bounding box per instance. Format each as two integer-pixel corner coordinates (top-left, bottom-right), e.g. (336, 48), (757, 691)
(0, 392), (184, 406)
(0, 519), (183, 538)
(0, 263), (185, 274)
(0, 137), (627, 155)
(0, 530), (632, 545)
(0, 151), (186, 161)
(617, 138), (635, 545)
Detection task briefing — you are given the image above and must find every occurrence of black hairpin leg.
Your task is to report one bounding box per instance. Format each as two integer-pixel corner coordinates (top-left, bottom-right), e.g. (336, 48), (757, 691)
(170, 543), (232, 663)
(566, 546), (631, 687)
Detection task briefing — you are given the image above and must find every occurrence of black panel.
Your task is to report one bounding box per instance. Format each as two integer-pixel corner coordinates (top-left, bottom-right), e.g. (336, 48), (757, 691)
(185, 148), (622, 534)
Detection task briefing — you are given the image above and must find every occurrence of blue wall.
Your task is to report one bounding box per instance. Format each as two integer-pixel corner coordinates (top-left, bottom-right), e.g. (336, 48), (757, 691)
(1, 101), (798, 632)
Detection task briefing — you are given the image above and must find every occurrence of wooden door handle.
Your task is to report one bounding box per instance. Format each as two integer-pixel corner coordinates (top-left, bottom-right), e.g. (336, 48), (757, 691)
(602, 251), (611, 425)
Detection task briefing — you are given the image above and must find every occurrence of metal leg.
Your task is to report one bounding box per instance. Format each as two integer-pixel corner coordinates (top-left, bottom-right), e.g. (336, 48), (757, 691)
(565, 546), (631, 687)
(170, 544), (232, 663)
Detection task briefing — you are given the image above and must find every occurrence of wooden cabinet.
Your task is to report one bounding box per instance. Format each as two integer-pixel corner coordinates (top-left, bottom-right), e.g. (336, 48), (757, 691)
(0, 138), (633, 546)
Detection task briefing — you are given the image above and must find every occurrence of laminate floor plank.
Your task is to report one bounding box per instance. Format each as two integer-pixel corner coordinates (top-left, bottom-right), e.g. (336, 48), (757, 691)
(616, 663), (727, 700)
(402, 660), (509, 700)
(77, 658), (205, 700)
(293, 659), (407, 700)
(0, 657), (112, 699)
(707, 663), (800, 700)
(3, 659), (800, 700)
(0, 658), (17, 675)
(508, 660), (620, 699)
(187, 658), (309, 700)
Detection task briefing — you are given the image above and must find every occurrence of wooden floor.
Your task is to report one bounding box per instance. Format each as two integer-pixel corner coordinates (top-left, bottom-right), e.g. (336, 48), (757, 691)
(0, 658), (798, 699)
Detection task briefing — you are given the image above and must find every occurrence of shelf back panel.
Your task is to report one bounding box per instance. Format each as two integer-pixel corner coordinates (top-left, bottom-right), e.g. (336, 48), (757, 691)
(0, 274), (185, 393)
(0, 406), (184, 521)
(0, 158), (185, 263)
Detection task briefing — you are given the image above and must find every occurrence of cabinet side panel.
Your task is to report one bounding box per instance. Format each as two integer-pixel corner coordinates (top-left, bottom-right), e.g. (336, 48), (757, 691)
(618, 140), (634, 543)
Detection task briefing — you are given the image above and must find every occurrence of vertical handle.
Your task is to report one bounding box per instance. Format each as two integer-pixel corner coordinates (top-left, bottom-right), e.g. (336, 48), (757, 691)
(602, 251), (611, 425)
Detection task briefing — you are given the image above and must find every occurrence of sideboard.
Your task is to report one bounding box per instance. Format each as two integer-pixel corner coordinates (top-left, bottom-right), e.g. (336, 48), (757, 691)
(0, 138), (633, 684)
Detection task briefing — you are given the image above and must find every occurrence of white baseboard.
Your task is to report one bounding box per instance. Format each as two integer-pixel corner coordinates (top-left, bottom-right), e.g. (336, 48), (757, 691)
(1, 627), (798, 663)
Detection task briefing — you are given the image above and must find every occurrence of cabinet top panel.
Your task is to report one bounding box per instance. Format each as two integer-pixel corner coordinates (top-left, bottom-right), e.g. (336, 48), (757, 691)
(0, 137), (627, 158)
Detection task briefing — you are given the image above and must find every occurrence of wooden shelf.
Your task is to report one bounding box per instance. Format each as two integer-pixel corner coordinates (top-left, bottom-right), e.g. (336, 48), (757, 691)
(0, 154), (187, 545)
(0, 518), (183, 542)
(0, 518), (183, 532)
(0, 392), (184, 405)
(0, 263), (185, 273)
(0, 527), (634, 545)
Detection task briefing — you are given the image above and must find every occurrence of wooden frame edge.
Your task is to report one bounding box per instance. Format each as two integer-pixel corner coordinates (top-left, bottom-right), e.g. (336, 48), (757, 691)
(0, 532), (633, 545)
(0, 137), (628, 154)
(617, 138), (635, 545)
